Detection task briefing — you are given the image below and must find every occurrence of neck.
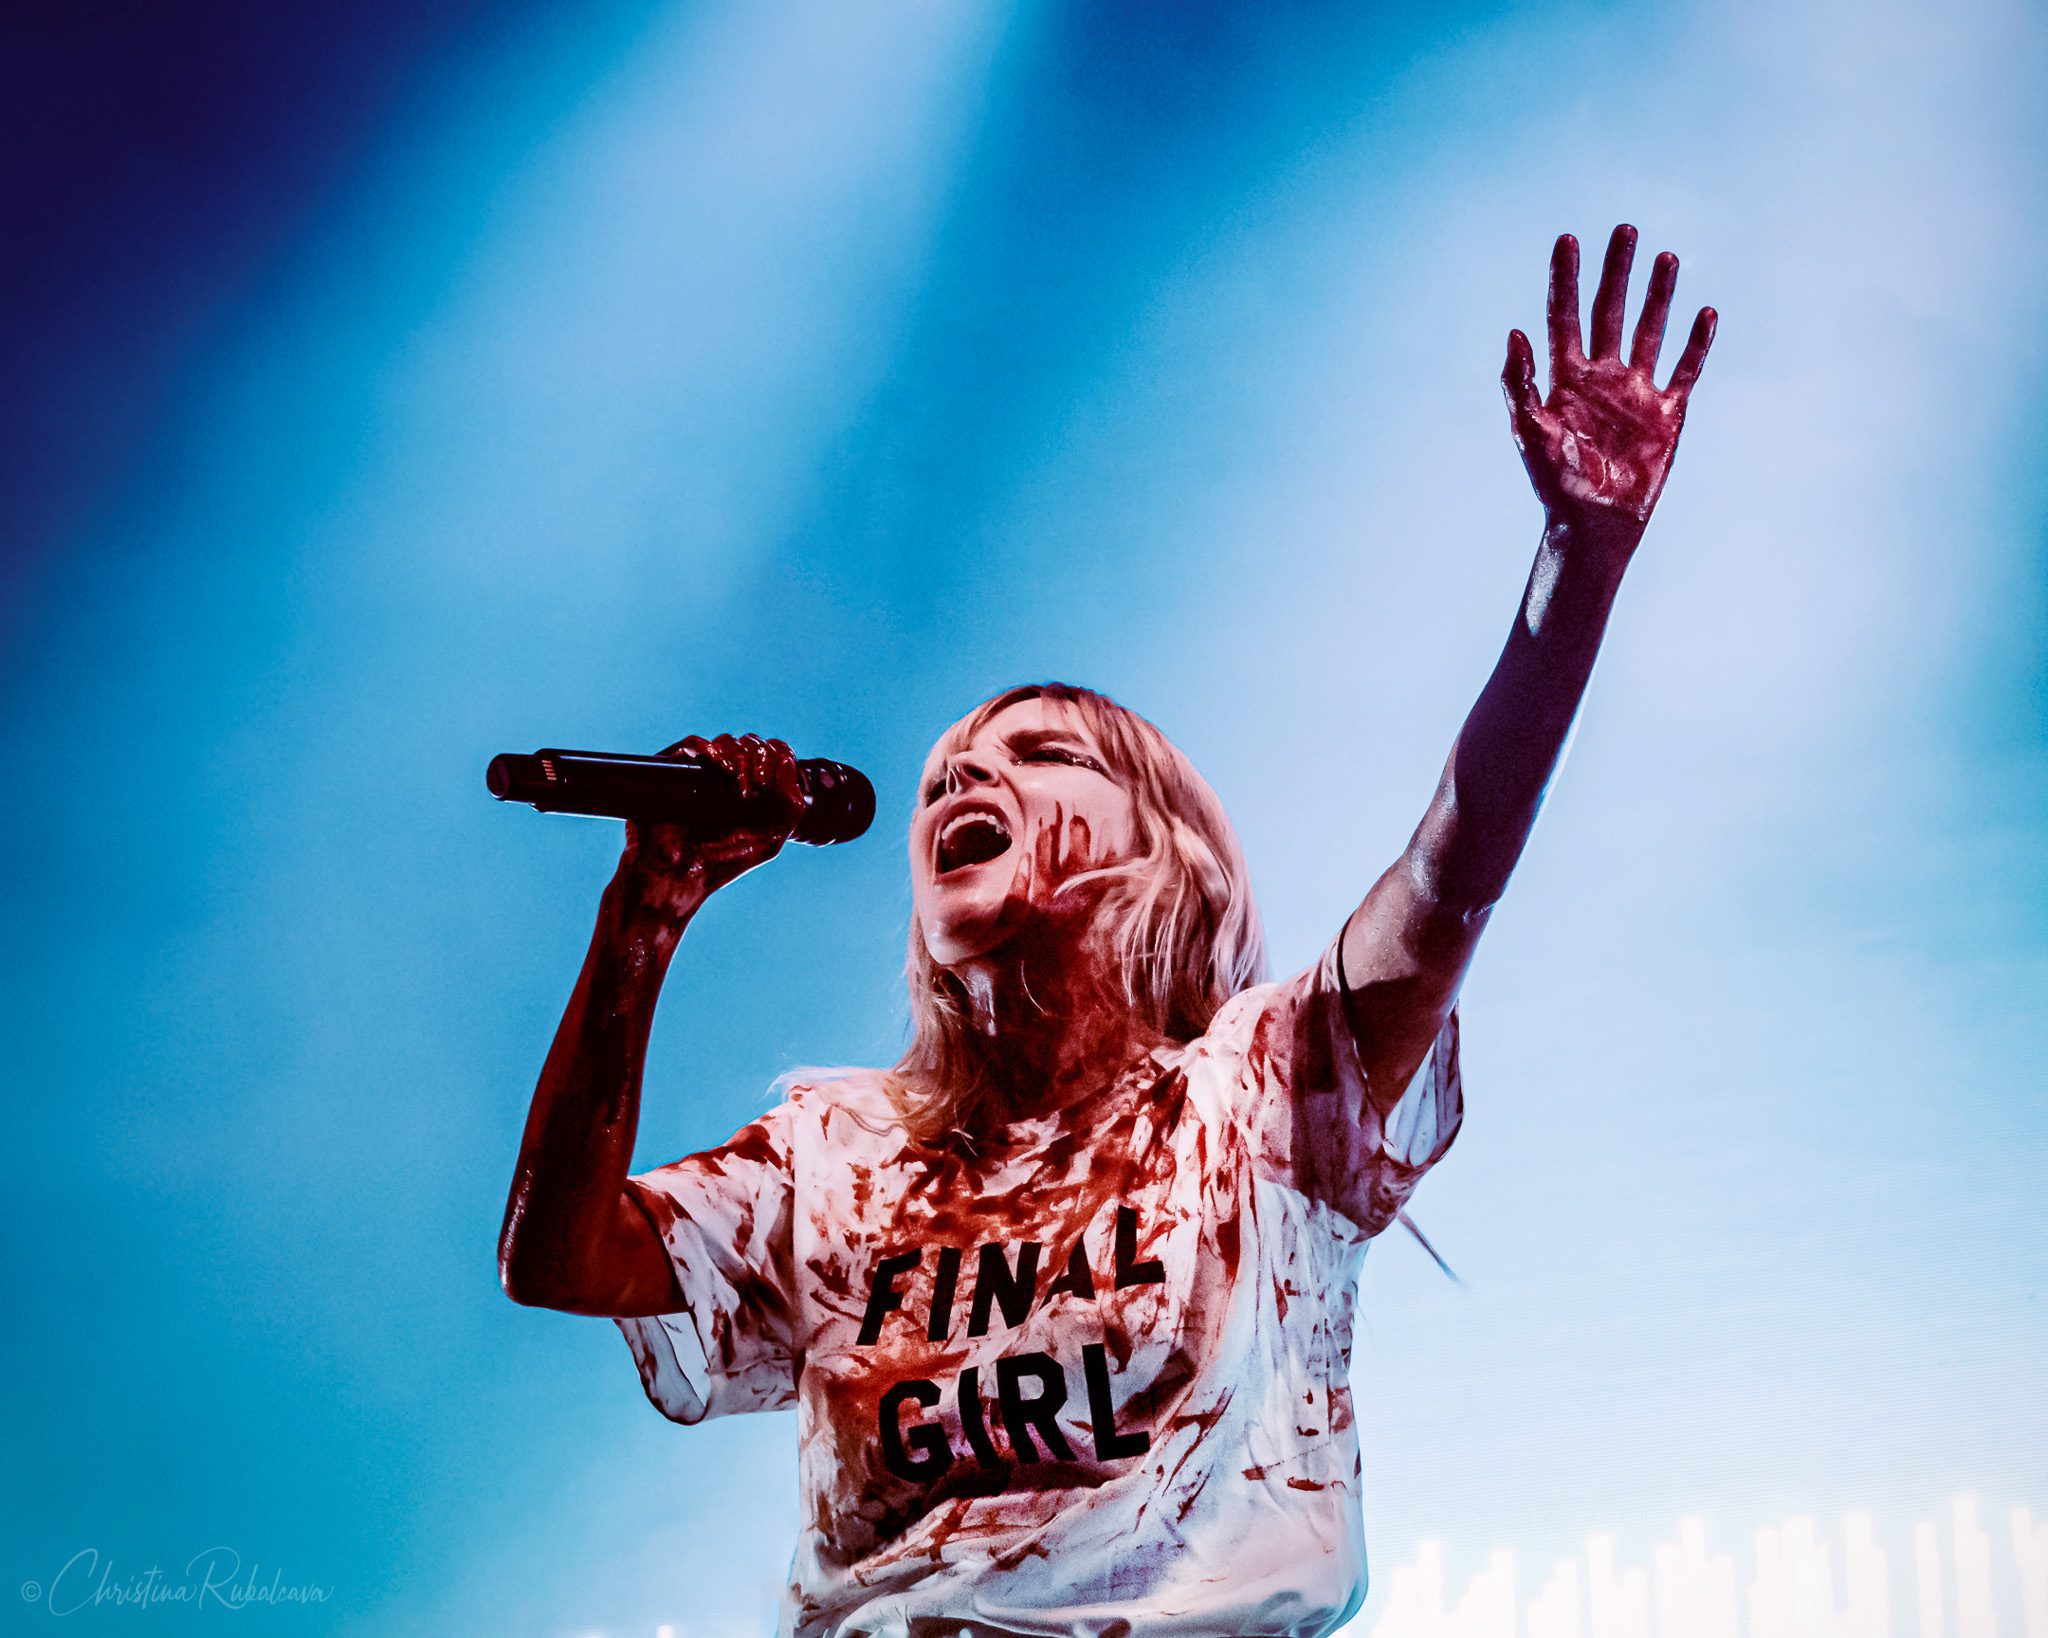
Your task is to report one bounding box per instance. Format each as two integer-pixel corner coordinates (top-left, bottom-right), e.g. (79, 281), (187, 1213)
(952, 928), (1148, 1119)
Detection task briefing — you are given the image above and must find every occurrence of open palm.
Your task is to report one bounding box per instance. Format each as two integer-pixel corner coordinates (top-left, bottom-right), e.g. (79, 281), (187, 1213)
(1503, 225), (1716, 549)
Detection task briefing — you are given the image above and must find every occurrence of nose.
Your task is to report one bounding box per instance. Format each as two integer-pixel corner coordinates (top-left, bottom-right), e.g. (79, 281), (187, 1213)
(944, 749), (998, 794)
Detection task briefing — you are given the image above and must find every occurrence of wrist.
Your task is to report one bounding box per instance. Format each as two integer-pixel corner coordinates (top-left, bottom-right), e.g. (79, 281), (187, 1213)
(601, 865), (701, 948)
(1523, 516), (1629, 640)
(1541, 508), (1642, 574)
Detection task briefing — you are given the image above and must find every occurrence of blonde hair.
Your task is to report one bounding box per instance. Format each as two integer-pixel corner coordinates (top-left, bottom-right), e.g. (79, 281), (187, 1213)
(887, 683), (1266, 1146)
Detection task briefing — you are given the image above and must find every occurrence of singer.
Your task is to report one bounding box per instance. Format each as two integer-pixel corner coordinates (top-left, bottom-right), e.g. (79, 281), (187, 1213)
(498, 227), (1714, 1636)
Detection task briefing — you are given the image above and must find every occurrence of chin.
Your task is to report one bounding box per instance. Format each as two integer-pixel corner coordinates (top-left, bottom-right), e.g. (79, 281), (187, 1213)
(921, 918), (1009, 970)
(915, 863), (1022, 969)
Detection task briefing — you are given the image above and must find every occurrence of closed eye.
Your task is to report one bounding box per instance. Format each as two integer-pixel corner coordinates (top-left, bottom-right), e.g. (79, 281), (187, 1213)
(1022, 746), (1105, 773)
(920, 739), (1105, 803)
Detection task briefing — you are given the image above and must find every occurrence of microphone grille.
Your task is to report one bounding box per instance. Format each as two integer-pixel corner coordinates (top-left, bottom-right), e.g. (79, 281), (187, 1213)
(795, 760), (876, 846)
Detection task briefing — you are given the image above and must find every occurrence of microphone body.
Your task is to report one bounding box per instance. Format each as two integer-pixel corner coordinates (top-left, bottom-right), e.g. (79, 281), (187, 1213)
(486, 748), (875, 846)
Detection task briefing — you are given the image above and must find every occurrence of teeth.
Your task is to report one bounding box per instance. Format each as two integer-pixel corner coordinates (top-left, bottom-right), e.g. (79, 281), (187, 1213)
(941, 811), (1008, 846)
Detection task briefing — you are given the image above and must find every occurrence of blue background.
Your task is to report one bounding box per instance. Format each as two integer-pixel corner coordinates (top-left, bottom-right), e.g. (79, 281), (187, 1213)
(4, 0), (2043, 1632)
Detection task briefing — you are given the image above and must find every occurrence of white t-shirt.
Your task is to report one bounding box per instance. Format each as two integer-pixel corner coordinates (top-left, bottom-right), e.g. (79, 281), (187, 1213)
(616, 940), (1462, 1638)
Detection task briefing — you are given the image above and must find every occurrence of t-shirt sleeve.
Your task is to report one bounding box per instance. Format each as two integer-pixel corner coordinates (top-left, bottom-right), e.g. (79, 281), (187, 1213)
(613, 1101), (799, 1425)
(1234, 937), (1464, 1236)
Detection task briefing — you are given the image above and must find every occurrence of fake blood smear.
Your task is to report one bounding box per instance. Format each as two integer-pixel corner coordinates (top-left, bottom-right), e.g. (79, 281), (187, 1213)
(618, 945), (1463, 1632)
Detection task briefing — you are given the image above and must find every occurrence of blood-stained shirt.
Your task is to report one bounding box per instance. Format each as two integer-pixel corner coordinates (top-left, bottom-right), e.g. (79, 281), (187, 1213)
(615, 939), (1463, 1638)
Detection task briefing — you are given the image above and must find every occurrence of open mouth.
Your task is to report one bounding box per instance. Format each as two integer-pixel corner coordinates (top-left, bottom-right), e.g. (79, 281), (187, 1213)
(936, 811), (1013, 875)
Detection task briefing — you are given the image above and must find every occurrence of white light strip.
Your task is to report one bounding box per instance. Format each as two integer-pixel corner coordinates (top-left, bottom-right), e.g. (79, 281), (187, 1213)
(1354, 1498), (2048, 1638)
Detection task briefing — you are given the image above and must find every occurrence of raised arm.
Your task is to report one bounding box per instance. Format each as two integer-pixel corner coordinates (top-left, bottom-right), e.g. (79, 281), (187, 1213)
(1339, 225), (1716, 1107)
(497, 734), (803, 1316)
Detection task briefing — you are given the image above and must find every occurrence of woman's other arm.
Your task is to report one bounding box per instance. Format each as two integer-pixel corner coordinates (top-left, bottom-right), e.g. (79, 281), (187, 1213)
(497, 734), (804, 1317)
(1339, 225), (1716, 1109)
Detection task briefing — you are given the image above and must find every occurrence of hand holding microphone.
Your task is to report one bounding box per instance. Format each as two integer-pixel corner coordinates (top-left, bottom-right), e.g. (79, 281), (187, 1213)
(624, 734), (808, 906)
(488, 733), (874, 914)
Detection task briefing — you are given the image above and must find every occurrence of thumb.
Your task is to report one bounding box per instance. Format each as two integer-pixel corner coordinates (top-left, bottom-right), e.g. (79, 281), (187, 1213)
(1501, 328), (1542, 427)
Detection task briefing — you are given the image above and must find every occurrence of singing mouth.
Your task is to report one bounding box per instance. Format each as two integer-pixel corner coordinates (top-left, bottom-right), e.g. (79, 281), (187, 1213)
(936, 809), (1014, 875)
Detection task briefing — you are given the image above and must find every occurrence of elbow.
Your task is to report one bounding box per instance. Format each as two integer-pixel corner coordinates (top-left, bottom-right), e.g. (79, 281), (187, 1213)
(499, 1224), (630, 1314)
(1399, 853), (1492, 943)
(1410, 855), (1501, 937)
(498, 1183), (577, 1309)
(498, 1245), (544, 1308)
(1419, 891), (1495, 950)
(497, 1187), (668, 1317)
(500, 1258), (587, 1312)
(498, 1228), (576, 1311)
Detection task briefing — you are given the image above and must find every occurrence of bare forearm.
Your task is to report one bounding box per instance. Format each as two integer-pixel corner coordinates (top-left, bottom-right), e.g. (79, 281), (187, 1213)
(497, 870), (692, 1306)
(1410, 519), (1629, 922)
(1336, 226), (1710, 1102)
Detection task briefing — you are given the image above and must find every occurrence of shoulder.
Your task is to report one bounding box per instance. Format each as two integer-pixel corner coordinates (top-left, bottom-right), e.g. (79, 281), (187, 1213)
(1190, 966), (1317, 1065)
(1179, 954), (1359, 1111)
(769, 1067), (909, 1151)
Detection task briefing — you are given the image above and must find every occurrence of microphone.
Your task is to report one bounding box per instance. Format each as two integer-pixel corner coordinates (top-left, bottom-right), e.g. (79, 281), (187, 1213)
(486, 747), (875, 845)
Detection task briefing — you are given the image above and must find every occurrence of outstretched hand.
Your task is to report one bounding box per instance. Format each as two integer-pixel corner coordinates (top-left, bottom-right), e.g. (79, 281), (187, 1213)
(1503, 224), (1715, 553)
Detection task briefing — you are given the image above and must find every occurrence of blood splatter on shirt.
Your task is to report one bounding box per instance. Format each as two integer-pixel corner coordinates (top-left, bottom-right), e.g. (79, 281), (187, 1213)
(616, 940), (1461, 1638)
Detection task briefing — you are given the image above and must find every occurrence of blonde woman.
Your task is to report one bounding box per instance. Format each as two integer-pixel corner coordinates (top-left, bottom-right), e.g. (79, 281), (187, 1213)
(499, 226), (1714, 1636)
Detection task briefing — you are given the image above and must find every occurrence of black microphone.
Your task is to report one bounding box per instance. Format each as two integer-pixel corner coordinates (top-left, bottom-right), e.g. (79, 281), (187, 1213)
(486, 747), (875, 845)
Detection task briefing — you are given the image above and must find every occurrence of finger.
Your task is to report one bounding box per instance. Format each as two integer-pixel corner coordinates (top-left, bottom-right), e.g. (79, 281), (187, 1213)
(1501, 328), (1542, 426)
(749, 736), (782, 807)
(765, 739), (806, 816)
(704, 732), (747, 793)
(660, 734), (712, 759)
(1546, 233), (1583, 378)
(734, 733), (768, 799)
(1589, 223), (1637, 360)
(743, 736), (792, 818)
(1666, 305), (1718, 396)
(1055, 811), (1096, 889)
(1629, 250), (1678, 374)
